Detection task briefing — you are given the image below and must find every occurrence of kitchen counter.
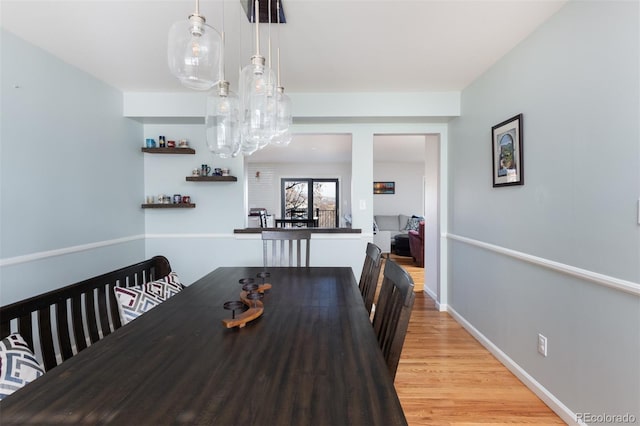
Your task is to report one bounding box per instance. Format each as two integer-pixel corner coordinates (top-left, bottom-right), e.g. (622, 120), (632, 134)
(234, 227), (361, 234)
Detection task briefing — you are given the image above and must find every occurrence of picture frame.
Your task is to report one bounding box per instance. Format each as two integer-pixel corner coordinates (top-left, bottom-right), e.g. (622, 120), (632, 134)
(492, 114), (524, 187)
(373, 181), (395, 194)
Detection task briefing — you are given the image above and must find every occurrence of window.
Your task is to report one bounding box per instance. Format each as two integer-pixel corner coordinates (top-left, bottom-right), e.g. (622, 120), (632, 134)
(281, 179), (339, 227)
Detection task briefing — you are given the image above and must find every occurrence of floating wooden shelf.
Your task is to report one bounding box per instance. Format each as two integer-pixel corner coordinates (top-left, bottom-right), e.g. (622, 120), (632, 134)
(186, 176), (238, 182)
(141, 147), (195, 154)
(141, 203), (196, 209)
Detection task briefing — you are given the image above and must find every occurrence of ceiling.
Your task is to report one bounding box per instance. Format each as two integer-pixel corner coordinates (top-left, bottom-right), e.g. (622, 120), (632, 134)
(0, 0), (566, 94)
(1, 0), (566, 163)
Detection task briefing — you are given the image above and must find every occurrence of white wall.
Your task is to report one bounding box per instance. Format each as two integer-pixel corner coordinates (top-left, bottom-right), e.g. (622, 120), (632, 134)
(143, 123), (246, 234)
(0, 30), (145, 305)
(246, 161), (352, 224)
(373, 162), (424, 216)
(448, 1), (639, 423)
(424, 135), (440, 300)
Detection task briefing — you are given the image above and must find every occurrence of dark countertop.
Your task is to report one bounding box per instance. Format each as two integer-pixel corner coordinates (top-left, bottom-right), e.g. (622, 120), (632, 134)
(234, 227), (362, 234)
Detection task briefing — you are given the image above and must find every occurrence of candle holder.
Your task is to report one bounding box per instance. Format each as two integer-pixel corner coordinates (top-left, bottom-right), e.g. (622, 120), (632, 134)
(222, 277), (273, 329)
(223, 300), (245, 319)
(245, 290), (264, 308)
(256, 271), (271, 287)
(239, 278), (255, 286)
(242, 283), (259, 292)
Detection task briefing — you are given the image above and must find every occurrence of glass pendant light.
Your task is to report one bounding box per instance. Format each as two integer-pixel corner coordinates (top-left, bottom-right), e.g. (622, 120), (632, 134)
(239, 134), (260, 156)
(239, 0), (276, 154)
(240, 55), (276, 147)
(270, 0), (292, 147)
(168, 0), (222, 91)
(238, 55), (265, 156)
(206, 81), (241, 158)
(204, 0), (240, 159)
(271, 86), (292, 146)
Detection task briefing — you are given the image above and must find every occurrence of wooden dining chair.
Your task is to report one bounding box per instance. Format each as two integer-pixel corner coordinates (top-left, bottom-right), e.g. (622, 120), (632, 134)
(358, 242), (383, 315)
(262, 230), (311, 267)
(372, 258), (415, 381)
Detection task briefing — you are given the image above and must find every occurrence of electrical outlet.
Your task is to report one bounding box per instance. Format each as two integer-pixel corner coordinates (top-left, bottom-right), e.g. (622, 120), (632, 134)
(538, 334), (548, 357)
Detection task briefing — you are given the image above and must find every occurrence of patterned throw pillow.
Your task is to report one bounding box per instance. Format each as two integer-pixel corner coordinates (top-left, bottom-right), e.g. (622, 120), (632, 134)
(144, 273), (183, 299)
(0, 333), (45, 400)
(113, 272), (184, 325)
(159, 271), (185, 290)
(404, 215), (425, 231)
(114, 285), (164, 325)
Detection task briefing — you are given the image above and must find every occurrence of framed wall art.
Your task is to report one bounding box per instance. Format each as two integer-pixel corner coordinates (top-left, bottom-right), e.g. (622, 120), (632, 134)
(492, 114), (524, 187)
(373, 181), (395, 194)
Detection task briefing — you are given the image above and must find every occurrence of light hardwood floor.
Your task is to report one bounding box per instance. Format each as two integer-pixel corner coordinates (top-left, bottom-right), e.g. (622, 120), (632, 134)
(386, 254), (565, 425)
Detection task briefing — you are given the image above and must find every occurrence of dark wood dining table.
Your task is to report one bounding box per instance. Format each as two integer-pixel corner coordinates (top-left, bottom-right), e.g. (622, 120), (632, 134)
(0, 266), (407, 425)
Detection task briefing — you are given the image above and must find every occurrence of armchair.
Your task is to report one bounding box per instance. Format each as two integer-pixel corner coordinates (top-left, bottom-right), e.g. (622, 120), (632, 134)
(408, 221), (425, 267)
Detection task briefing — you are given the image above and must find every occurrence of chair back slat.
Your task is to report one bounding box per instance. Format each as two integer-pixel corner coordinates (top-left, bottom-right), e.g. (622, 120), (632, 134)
(18, 314), (33, 349)
(85, 289), (101, 344)
(372, 259), (415, 380)
(0, 322), (11, 342)
(262, 230), (311, 267)
(108, 280), (123, 330)
(96, 284), (112, 338)
(359, 243), (383, 315)
(55, 300), (74, 361)
(71, 294), (88, 352)
(38, 306), (57, 371)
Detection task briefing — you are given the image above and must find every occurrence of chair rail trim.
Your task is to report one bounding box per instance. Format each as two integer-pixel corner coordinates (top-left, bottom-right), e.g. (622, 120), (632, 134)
(0, 235), (145, 267)
(447, 233), (640, 296)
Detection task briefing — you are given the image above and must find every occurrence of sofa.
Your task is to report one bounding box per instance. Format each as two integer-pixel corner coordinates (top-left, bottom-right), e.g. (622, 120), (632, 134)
(373, 214), (423, 256)
(409, 220), (425, 267)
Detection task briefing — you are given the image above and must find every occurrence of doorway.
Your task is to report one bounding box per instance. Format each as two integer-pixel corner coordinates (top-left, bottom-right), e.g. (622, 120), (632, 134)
(373, 134), (441, 305)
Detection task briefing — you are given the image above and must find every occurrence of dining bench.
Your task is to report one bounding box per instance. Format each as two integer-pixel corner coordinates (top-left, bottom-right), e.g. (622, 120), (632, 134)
(0, 255), (172, 371)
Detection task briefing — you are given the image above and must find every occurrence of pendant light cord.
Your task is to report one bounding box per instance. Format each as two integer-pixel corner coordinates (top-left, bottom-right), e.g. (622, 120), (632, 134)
(277, 0), (281, 87)
(255, 0), (260, 55)
(268, 1), (272, 70)
(219, 0), (225, 82)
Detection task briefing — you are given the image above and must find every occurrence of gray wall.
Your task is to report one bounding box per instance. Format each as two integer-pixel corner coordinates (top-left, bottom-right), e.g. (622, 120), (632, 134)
(448, 0), (639, 421)
(0, 30), (145, 305)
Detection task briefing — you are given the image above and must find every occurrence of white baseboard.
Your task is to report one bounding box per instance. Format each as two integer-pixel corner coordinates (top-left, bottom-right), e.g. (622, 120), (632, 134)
(436, 301), (447, 312)
(446, 305), (585, 426)
(423, 286), (436, 300)
(422, 287), (448, 311)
